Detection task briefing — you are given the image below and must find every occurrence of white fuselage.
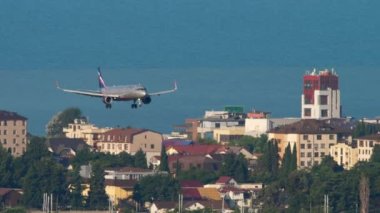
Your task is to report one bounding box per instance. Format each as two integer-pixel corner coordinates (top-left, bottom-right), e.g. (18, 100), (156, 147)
(101, 85), (147, 101)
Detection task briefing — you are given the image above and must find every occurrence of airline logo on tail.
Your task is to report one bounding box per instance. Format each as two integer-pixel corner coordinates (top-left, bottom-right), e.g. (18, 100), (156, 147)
(98, 67), (107, 89)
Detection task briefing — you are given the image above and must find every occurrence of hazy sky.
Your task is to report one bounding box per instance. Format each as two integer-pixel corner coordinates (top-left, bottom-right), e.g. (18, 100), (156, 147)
(1, 0), (380, 70)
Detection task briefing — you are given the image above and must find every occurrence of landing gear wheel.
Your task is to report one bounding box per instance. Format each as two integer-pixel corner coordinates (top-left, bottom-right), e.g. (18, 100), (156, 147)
(106, 104), (112, 109)
(131, 104), (137, 109)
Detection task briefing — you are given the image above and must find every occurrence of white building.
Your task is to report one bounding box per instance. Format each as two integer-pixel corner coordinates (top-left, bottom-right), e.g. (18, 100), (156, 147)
(301, 69), (341, 120)
(245, 118), (300, 137)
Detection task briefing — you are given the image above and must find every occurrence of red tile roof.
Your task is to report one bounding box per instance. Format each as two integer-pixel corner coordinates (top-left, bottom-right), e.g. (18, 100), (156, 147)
(181, 188), (202, 200)
(216, 176), (233, 184)
(0, 188), (22, 196)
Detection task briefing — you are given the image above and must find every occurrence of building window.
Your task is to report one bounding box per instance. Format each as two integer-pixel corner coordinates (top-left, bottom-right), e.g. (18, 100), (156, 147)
(369, 141), (374, 147)
(314, 152), (319, 157)
(321, 110), (328, 117)
(329, 135), (334, 140)
(307, 152), (312, 157)
(301, 161), (305, 166)
(4, 121), (7, 126)
(3, 139), (7, 144)
(3, 130), (6, 135)
(307, 144), (312, 149)
(301, 144), (305, 149)
(150, 144), (155, 149)
(359, 141), (363, 147)
(303, 135), (308, 140)
(321, 152), (325, 157)
(304, 108), (311, 117)
(13, 130), (16, 135)
(317, 135), (322, 140)
(301, 152), (305, 157)
(319, 95), (328, 105)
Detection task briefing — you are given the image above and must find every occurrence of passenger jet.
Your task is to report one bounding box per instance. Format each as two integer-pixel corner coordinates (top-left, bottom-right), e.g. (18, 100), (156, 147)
(57, 68), (177, 109)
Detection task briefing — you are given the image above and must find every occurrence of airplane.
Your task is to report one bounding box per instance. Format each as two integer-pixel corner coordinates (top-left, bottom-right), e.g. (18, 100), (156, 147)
(56, 67), (177, 109)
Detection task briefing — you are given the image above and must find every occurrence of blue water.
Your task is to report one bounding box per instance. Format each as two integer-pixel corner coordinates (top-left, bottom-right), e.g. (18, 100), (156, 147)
(1, 0), (380, 135)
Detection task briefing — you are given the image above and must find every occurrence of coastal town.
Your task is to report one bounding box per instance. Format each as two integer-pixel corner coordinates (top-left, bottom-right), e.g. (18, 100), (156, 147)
(1, 69), (380, 212)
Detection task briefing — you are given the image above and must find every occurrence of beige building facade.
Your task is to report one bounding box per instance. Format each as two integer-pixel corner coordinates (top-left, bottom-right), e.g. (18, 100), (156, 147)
(213, 127), (245, 144)
(63, 118), (111, 146)
(0, 110), (28, 157)
(330, 143), (358, 170)
(356, 134), (380, 162)
(268, 119), (353, 169)
(96, 128), (163, 163)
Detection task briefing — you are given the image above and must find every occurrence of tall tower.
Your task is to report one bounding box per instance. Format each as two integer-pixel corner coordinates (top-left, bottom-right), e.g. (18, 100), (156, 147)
(301, 69), (341, 119)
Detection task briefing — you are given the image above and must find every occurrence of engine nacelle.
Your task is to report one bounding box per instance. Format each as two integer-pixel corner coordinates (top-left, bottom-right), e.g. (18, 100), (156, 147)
(103, 96), (113, 104)
(142, 96), (152, 104)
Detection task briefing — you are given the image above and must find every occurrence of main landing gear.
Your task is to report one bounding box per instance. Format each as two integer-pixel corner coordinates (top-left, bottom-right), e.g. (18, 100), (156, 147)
(105, 104), (112, 109)
(131, 99), (142, 109)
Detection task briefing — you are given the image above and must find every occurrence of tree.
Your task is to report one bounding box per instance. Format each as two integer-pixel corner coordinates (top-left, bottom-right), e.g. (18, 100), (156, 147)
(133, 174), (179, 204)
(159, 145), (169, 172)
(177, 167), (218, 184)
(87, 163), (108, 210)
(370, 145), (380, 163)
(219, 153), (248, 182)
(280, 143), (292, 176)
(134, 149), (147, 169)
(360, 174), (370, 213)
(290, 143), (297, 172)
(69, 166), (84, 209)
(230, 135), (268, 153)
(0, 145), (14, 187)
(22, 158), (68, 208)
(46, 107), (82, 138)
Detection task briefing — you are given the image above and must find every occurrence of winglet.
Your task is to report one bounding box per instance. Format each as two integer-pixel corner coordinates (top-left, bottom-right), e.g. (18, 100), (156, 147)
(174, 81), (178, 91)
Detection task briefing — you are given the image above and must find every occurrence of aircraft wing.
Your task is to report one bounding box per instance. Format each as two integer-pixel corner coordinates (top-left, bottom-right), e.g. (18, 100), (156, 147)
(56, 82), (120, 98)
(149, 81), (178, 96)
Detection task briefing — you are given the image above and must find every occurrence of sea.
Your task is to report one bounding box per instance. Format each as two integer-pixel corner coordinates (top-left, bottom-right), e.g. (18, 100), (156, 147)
(1, 0), (380, 136)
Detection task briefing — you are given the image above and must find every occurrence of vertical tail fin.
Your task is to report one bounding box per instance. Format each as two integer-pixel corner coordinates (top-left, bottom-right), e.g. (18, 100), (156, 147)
(97, 67), (107, 89)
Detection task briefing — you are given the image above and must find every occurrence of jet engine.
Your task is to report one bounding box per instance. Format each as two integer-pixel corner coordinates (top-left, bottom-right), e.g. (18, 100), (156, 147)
(142, 96), (152, 104)
(103, 96), (113, 104)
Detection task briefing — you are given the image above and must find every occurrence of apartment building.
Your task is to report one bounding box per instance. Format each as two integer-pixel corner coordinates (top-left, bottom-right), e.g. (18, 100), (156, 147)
(356, 133), (380, 162)
(268, 119), (354, 169)
(0, 110), (27, 157)
(63, 118), (111, 146)
(330, 142), (359, 170)
(96, 128), (163, 163)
